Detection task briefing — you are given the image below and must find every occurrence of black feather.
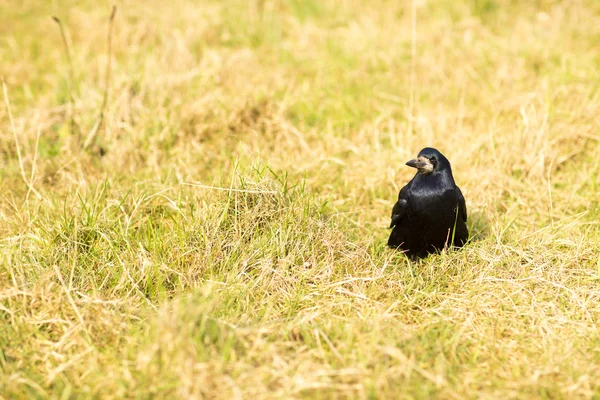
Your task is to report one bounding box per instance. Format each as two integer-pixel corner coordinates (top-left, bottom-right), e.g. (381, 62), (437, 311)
(387, 147), (469, 259)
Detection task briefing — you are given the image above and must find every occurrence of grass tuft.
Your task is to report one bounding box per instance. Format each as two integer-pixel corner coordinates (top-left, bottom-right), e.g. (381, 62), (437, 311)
(2, 0), (600, 398)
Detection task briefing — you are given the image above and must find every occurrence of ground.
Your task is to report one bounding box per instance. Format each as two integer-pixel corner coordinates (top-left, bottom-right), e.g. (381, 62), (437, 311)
(1, 0), (600, 398)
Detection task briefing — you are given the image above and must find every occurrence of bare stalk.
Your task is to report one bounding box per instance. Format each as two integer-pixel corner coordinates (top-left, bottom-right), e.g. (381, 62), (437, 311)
(52, 16), (78, 142)
(84, 6), (117, 150)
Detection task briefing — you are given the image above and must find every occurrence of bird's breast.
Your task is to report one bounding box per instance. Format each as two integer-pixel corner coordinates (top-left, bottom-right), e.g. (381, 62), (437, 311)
(409, 187), (459, 217)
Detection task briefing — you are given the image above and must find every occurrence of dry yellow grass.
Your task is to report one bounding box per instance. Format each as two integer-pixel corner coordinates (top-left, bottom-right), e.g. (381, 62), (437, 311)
(1, 0), (600, 398)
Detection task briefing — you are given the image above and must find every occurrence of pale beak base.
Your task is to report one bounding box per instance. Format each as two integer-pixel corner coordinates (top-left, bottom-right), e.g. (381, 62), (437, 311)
(406, 156), (434, 174)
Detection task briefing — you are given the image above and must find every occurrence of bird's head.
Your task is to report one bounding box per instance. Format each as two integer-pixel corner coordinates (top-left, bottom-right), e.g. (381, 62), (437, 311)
(405, 147), (451, 175)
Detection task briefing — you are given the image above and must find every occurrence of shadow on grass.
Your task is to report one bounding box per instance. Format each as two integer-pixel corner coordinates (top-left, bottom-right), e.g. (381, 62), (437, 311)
(370, 209), (490, 266)
(468, 210), (491, 243)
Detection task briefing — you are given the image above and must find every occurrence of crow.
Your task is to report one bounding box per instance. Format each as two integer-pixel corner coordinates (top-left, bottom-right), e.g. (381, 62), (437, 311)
(387, 147), (468, 259)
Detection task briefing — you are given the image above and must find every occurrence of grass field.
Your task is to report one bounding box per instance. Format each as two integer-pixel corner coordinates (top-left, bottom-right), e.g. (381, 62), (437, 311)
(2, 0), (600, 398)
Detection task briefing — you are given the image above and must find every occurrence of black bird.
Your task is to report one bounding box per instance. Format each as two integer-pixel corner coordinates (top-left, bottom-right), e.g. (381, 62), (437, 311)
(388, 147), (468, 259)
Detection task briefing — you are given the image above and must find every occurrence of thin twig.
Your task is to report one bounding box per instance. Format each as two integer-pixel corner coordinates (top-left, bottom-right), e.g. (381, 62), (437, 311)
(2, 79), (42, 200)
(84, 6), (117, 150)
(52, 16), (78, 142)
(26, 127), (42, 203)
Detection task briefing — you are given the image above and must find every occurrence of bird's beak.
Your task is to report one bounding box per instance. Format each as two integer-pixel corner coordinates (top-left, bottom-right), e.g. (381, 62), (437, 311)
(405, 156), (434, 173)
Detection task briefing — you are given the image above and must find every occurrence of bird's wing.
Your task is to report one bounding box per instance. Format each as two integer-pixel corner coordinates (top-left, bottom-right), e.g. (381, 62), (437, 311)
(390, 186), (409, 228)
(456, 186), (467, 222)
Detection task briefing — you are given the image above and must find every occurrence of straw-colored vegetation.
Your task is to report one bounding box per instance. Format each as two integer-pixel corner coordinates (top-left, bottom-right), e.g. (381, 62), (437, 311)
(2, 0), (600, 398)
